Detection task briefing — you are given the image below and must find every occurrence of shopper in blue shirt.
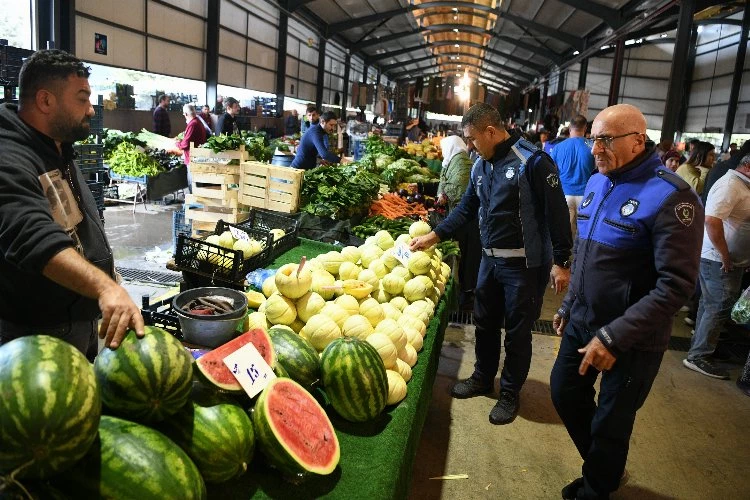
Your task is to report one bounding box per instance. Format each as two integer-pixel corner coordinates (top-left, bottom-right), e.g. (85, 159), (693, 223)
(291, 111), (340, 170)
(551, 115), (595, 238)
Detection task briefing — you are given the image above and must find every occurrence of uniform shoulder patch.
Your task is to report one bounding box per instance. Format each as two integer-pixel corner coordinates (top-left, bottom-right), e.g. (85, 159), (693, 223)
(675, 202), (695, 226)
(656, 168), (690, 191)
(510, 138), (539, 165)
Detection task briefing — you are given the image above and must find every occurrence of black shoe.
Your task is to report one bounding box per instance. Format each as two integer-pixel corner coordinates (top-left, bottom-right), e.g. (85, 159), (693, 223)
(737, 377), (750, 397)
(682, 358), (730, 380)
(489, 390), (519, 425)
(451, 376), (492, 399)
(561, 477), (583, 500)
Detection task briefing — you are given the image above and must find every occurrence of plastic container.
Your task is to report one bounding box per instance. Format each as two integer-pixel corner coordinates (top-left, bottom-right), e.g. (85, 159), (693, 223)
(171, 287), (248, 347)
(234, 209), (299, 260)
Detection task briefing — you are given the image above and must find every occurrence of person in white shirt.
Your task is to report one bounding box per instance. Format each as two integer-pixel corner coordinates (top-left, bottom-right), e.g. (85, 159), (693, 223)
(684, 154), (750, 379)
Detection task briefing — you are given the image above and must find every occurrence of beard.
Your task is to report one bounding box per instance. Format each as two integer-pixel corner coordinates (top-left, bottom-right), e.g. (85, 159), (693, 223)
(49, 111), (91, 143)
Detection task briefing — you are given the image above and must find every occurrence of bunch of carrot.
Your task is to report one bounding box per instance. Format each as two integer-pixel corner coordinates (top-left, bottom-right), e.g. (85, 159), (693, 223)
(369, 192), (428, 219)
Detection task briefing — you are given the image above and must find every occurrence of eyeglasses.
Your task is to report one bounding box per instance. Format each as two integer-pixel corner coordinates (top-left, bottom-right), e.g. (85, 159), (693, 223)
(591, 132), (642, 150)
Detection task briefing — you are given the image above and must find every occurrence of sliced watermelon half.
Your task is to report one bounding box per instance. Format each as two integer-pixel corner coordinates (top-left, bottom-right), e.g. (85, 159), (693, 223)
(196, 328), (276, 393)
(253, 377), (340, 477)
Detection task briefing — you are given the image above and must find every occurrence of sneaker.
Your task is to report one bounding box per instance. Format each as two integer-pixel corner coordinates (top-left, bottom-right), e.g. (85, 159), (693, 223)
(451, 376), (492, 399)
(683, 358), (730, 380)
(561, 477), (583, 499)
(680, 305), (690, 312)
(684, 317), (695, 326)
(489, 390), (520, 425)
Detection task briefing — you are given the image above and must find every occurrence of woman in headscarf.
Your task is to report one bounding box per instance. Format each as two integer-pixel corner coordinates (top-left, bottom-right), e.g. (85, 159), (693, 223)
(438, 135), (481, 310)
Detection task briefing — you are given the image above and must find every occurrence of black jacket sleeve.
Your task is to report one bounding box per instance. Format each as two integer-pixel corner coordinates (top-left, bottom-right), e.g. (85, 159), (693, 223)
(528, 153), (573, 266)
(434, 163), (480, 242)
(596, 188), (704, 353)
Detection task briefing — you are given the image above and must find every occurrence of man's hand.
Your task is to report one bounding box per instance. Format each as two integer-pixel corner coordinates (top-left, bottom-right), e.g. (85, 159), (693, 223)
(577, 336), (616, 375)
(436, 193), (448, 206)
(550, 265), (570, 294)
(97, 283), (145, 349)
(720, 254), (734, 273)
(553, 313), (567, 336)
(409, 231), (440, 251)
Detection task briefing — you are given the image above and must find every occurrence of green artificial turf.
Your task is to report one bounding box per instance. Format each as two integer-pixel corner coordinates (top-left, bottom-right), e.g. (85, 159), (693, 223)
(209, 238), (454, 499)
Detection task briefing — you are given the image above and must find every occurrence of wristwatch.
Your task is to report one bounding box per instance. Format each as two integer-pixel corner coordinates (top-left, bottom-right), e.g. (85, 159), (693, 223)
(556, 258), (572, 269)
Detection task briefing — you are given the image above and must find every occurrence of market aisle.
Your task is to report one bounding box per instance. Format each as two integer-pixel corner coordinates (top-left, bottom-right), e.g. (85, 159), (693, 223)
(409, 318), (750, 499)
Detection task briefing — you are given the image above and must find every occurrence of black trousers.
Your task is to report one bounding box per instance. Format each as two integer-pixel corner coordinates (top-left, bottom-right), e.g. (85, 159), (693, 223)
(0, 319), (99, 362)
(550, 322), (663, 499)
(472, 256), (550, 393)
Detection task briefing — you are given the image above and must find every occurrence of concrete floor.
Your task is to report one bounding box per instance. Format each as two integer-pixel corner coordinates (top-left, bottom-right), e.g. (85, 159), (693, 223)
(104, 201), (750, 500)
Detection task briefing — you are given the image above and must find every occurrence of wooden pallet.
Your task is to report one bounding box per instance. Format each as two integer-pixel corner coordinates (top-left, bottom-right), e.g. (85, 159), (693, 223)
(239, 161), (304, 214)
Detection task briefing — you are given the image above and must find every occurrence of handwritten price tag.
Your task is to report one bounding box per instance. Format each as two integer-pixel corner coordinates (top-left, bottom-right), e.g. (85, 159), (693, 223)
(393, 243), (412, 267)
(223, 343), (276, 398)
(229, 226), (251, 242)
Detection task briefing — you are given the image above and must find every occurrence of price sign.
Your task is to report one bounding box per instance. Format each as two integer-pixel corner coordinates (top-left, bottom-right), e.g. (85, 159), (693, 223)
(229, 226), (251, 242)
(393, 243), (412, 267)
(223, 343), (276, 398)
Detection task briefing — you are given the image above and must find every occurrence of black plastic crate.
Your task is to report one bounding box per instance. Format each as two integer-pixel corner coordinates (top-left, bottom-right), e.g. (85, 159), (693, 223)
(174, 222), (273, 289)
(141, 295), (183, 338)
(172, 208), (192, 250)
(103, 184), (118, 200)
(235, 209), (299, 260)
(86, 180), (105, 210)
(90, 105), (104, 134)
(74, 143), (105, 173)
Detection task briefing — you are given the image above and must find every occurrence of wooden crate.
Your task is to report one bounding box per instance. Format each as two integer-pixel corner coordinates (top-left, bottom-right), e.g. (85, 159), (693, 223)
(184, 204), (249, 227)
(189, 143), (250, 164)
(239, 161), (304, 214)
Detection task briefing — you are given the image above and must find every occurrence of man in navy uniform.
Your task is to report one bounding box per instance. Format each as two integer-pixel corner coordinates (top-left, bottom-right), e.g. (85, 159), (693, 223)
(411, 103), (572, 425)
(291, 111), (340, 170)
(551, 104), (703, 499)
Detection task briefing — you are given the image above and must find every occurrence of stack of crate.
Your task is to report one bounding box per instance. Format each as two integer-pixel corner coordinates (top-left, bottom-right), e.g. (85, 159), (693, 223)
(239, 161), (304, 214)
(74, 96), (107, 222)
(0, 43), (33, 105)
(185, 144), (250, 237)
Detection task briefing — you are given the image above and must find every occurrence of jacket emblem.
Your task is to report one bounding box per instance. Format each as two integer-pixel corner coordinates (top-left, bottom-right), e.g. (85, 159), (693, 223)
(581, 192), (594, 208)
(620, 199), (639, 217)
(675, 202), (695, 226)
(547, 173), (559, 188)
(505, 167), (515, 179)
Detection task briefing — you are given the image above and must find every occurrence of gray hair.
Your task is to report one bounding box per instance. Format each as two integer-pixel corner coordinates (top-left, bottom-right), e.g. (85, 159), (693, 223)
(183, 103), (196, 117)
(461, 102), (502, 130)
(739, 154), (750, 168)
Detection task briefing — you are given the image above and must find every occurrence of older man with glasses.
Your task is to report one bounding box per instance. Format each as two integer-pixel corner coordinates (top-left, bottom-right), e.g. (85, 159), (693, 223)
(551, 104), (704, 500)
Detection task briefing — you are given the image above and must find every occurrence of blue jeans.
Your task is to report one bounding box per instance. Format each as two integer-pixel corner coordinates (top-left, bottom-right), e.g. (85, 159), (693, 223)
(472, 256), (550, 393)
(687, 259), (746, 360)
(551, 322), (663, 499)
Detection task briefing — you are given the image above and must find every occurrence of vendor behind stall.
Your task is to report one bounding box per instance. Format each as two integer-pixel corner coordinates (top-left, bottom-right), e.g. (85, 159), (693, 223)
(215, 97), (240, 136)
(291, 111), (340, 170)
(175, 104), (207, 189)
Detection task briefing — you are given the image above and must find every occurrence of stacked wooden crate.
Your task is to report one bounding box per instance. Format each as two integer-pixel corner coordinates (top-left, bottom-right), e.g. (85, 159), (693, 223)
(239, 161), (304, 214)
(185, 144), (250, 237)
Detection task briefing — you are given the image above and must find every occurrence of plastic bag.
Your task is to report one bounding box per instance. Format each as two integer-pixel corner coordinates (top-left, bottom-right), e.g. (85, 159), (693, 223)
(246, 268), (276, 290)
(731, 284), (750, 325)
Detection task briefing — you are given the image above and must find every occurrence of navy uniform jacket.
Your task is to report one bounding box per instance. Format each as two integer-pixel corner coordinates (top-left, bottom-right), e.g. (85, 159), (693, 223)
(435, 133), (572, 268)
(559, 150), (704, 354)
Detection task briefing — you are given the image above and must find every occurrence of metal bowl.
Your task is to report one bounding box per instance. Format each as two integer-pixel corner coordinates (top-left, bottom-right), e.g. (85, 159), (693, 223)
(172, 287), (248, 321)
(172, 287), (248, 348)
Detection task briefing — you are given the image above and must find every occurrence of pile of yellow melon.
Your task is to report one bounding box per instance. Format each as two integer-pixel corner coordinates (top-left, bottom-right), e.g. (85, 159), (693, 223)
(248, 220), (450, 407)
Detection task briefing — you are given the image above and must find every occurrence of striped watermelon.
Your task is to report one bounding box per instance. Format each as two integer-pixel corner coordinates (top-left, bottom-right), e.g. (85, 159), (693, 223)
(268, 325), (321, 388)
(253, 378), (339, 477)
(196, 328), (276, 393)
(94, 326), (193, 424)
(321, 337), (388, 422)
(159, 402), (255, 483)
(0, 335), (101, 479)
(56, 416), (206, 499)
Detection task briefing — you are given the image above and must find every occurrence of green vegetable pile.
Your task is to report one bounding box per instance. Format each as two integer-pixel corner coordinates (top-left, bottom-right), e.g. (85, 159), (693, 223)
(101, 129), (146, 159)
(436, 240), (461, 259)
(300, 164), (382, 220)
(108, 142), (163, 177)
(380, 158), (435, 188)
(204, 132), (274, 163)
(731, 287), (750, 324)
(205, 134), (244, 153)
(352, 216), (414, 239)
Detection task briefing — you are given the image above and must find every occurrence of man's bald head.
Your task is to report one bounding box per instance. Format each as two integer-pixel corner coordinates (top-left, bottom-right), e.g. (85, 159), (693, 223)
(590, 104), (648, 175)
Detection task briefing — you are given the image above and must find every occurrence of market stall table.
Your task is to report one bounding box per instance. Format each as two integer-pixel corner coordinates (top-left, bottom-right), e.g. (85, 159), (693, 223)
(209, 239), (456, 499)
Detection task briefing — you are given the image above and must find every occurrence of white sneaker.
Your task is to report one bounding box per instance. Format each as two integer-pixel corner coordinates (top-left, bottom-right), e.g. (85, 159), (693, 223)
(684, 317), (695, 326)
(679, 305), (690, 312)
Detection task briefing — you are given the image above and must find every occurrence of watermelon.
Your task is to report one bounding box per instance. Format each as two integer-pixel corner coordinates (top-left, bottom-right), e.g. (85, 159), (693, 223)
(0, 335), (101, 479)
(268, 325), (321, 388)
(321, 337), (388, 422)
(94, 327), (193, 424)
(159, 402), (255, 483)
(196, 328), (276, 393)
(253, 378), (339, 477)
(55, 416), (206, 499)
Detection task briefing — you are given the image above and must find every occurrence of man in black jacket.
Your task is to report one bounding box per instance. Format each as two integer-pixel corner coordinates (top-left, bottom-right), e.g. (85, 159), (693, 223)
(0, 50), (144, 360)
(411, 103), (572, 425)
(551, 104), (703, 499)
(215, 96), (240, 136)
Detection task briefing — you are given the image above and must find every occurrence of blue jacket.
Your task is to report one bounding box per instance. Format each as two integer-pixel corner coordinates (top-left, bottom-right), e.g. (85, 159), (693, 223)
(550, 136), (595, 196)
(435, 133), (572, 268)
(291, 123), (339, 170)
(559, 150), (704, 353)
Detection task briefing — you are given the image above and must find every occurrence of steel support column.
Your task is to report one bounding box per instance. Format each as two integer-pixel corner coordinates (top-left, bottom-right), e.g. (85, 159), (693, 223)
(722, 6), (750, 151)
(37, 0), (57, 49)
(608, 38), (625, 106)
(205, 0), (220, 112)
(275, 12), (289, 117)
(578, 57), (588, 89)
(676, 26), (698, 142)
(540, 79), (549, 119)
(662, 0), (696, 142)
(341, 53), (351, 111)
(315, 38), (326, 110)
(362, 64), (369, 83)
(557, 70), (565, 96)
